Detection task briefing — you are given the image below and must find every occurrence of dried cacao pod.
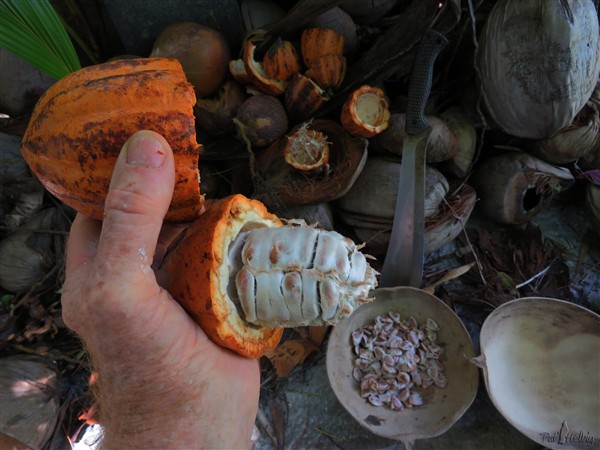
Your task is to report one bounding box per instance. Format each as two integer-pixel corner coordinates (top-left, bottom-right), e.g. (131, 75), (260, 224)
(478, 0), (600, 139)
(21, 58), (202, 222)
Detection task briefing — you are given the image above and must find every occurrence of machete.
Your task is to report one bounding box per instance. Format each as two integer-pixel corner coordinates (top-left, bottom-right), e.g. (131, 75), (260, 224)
(380, 29), (448, 288)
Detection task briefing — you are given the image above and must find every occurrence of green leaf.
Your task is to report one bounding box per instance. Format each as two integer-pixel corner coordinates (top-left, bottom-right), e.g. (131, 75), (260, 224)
(496, 271), (515, 290)
(0, 0), (81, 80)
(0, 294), (15, 308)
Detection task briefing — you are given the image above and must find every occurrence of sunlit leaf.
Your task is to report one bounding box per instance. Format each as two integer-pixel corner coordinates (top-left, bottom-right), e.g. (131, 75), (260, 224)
(0, 0), (81, 80)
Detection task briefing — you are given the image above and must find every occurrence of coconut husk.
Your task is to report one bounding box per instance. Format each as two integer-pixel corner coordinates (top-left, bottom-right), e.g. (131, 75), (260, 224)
(253, 119), (367, 210)
(0, 133), (45, 230)
(371, 113), (458, 163)
(334, 155), (449, 221)
(351, 184), (476, 256)
(0, 208), (69, 294)
(0, 355), (60, 450)
(470, 151), (575, 225)
(530, 101), (600, 164)
(440, 107), (477, 178)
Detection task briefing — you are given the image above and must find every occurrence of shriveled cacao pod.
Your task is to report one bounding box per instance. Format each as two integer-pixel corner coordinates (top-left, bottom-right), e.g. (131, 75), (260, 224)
(478, 0), (600, 139)
(21, 58), (202, 221)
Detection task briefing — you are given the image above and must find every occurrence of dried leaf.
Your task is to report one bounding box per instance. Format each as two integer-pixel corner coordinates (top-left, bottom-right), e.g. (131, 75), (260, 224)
(308, 325), (329, 347)
(264, 339), (320, 378)
(423, 263), (475, 293)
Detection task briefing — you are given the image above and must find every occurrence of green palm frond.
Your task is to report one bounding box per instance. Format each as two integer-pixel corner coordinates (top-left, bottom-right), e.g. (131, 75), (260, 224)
(0, 0), (81, 80)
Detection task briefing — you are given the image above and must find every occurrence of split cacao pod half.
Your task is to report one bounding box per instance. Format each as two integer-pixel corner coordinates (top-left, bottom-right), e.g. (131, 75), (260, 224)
(21, 58), (202, 222)
(255, 119), (368, 210)
(165, 194), (284, 358)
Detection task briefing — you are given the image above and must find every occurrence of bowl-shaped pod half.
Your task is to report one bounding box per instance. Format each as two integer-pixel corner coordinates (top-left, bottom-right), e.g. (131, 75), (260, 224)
(327, 287), (478, 446)
(475, 298), (600, 450)
(20, 58), (202, 222)
(164, 194), (284, 358)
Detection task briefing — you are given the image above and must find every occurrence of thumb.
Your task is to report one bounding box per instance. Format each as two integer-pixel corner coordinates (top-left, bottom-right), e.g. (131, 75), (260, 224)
(94, 130), (175, 279)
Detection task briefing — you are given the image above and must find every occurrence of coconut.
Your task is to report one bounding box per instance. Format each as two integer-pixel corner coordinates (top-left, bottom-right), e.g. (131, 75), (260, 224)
(0, 208), (68, 293)
(470, 152), (575, 225)
(0, 355), (60, 450)
(372, 113), (458, 163)
(348, 184), (476, 256)
(195, 80), (247, 138)
(150, 22), (231, 98)
(0, 133), (44, 229)
(335, 156), (449, 221)
(478, 0), (600, 139)
(334, 156), (476, 255)
(235, 95), (288, 147)
(531, 102), (600, 164)
(440, 107), (477, 178)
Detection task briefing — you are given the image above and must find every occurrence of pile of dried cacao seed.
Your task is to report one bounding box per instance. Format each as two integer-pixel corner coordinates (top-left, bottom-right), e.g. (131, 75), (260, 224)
(351, 311), (447, 410)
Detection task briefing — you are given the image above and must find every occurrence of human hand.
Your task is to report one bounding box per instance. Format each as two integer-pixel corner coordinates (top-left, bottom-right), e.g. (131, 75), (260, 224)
(61, 130), (259, 449)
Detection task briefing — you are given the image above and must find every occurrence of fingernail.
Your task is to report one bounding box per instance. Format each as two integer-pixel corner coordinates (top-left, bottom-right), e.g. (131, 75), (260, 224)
(126, 133), (166, 168)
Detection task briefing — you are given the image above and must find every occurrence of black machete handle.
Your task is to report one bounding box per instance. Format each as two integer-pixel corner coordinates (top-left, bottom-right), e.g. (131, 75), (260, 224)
(405, 29), (448, 135)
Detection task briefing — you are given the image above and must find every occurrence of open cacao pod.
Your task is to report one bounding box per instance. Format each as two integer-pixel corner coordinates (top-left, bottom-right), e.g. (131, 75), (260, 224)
(21, 58), (202, 222)
(165, 194), (284, 358)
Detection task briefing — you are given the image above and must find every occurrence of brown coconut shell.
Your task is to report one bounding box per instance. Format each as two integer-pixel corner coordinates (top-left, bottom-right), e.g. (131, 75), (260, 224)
(20, 58), (202, 222)
(254, 119), (367, 210)
(195, 80), (247, 138)
(164, 194), (284, 358)
(235, 95), (289, 147)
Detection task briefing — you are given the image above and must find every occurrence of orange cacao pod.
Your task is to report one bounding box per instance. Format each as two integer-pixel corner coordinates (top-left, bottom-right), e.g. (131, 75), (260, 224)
(165, 194), (284, 358)
(340, 85), (390, 138)
(301, 27), (345, 67)
(305, 54), (347, 90)
(21, 58), (202, 222)
(263, 38), (302, 81)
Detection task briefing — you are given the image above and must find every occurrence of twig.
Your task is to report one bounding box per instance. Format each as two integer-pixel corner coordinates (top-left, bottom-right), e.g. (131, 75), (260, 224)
(438, 188), (487, 284)
(256, 407), (278, 448)
(515, 265), (551, 289)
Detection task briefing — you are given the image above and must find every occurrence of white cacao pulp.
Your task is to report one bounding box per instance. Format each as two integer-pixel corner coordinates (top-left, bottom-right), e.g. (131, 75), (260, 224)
(478, 0), (600, 139)
(229, 225), (377, 327)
